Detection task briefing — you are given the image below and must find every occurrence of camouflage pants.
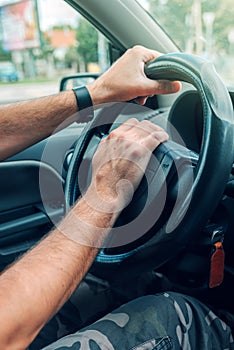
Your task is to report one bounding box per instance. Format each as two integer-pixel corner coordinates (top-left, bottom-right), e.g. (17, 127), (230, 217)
(29, 274), (117, 349)
(38, 289), (233, 350)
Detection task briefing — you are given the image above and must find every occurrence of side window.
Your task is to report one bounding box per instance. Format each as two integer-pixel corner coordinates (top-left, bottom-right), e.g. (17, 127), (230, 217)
(0, 0), (110, 104)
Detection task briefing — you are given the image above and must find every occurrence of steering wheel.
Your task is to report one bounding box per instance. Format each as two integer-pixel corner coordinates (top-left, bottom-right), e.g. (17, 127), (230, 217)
(65, 53), (234, 275)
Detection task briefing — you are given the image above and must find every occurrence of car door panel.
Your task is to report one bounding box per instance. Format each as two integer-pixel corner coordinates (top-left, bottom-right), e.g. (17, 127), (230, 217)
(0, 159), (65, 269)
(0, 124), (86, 270)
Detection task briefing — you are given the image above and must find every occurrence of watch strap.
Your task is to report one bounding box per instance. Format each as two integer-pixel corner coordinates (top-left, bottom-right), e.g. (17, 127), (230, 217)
(72, 85), (93, 111)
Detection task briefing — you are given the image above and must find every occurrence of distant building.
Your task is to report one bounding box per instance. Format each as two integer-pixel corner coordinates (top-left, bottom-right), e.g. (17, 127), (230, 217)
(45, 28), (76, 60)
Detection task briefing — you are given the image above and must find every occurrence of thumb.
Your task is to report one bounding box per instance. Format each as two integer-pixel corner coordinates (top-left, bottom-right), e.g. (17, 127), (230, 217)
(145, 79), (181, 95)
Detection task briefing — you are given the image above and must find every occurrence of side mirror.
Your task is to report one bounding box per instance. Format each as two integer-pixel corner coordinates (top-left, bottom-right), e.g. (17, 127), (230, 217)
(59, 73), (100, 91)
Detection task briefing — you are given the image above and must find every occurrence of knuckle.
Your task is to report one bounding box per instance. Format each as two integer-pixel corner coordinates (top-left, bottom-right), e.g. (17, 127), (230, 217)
(132, 45), (143, 51)
(108, 129), (124, 140)
(108, 129), (119, 139)
(131, 147), (143, 159)
(154, 131), (169, 142)
(128, 45), (144, 57)
(140, 120), (153, 127)
(126, 47), (135, 55)
(126, 117), (138, 125)
(156, 125), (166, 132)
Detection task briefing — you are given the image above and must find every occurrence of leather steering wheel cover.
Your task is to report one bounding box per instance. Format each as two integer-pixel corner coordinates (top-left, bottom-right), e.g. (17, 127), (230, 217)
(144, 53), (234, 242)
(65, 53), (234, 269)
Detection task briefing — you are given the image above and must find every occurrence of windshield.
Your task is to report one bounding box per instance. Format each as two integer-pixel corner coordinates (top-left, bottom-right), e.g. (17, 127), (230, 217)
(137, 0), (234, 86)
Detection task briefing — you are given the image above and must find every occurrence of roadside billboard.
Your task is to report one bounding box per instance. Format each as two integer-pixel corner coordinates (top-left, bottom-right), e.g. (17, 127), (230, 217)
(0, 0), (40, 51)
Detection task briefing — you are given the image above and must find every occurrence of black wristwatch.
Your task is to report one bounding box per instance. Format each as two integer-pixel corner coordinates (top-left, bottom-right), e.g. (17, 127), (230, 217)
(72, 85), (94, 123)
(72, 85), (93, 111)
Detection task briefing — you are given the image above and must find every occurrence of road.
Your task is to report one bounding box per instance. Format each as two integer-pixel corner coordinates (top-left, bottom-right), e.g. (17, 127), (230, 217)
(0, 81), (60, 104)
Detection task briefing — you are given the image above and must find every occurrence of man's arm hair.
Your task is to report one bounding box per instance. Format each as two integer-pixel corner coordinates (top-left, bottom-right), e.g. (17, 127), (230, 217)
(0, 91), (78, 160)
(0, 196), (118, 349)
(0, 46), (179, 348)
(0, 46), (180, 160)
(0, 117), (169, 349)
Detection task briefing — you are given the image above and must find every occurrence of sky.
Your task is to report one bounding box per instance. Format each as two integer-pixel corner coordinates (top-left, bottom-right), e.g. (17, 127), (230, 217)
(137, 0), (149, 11)
(0, 0), (79, 31)
(38, 0), (79, 30)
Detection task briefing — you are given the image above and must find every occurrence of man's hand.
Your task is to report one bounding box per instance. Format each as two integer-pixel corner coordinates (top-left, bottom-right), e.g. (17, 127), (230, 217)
(88, 45), (181, 106)
(0, 45), (179, 160)
(0, 119), (169, 350)
(86, 118), (169, 213)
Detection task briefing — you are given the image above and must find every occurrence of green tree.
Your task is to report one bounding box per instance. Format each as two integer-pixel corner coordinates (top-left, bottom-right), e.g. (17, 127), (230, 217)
(149, 0), (234, 54)
(149, 0), (193, 50)
(65, 46), (79, 70)
(203, 0), (234, 53)
(76, 18), (98, 70)
(0, 46), (11, 62)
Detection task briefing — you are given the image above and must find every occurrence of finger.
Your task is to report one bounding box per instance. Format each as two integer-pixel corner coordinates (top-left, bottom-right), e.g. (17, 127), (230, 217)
(151, 130), (169, 143)
(135, 96), (148, 105)
(122, 120), (167, 149)
(113, 120), (165, 143)
(142, 49), (162, 63)
(104, 118), (139, 142)
(130, 45), (161, 63)
(137, 120), (166, 134)
(156, 80), (181, 94)
(121, 117), (139, 129)
(141, 130), (169, 151)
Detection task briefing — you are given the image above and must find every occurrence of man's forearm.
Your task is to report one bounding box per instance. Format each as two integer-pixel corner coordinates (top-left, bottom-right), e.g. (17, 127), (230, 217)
(0, 90), (78, 160)
(0, 197), (118, 349)
(0, 46), (180, 349)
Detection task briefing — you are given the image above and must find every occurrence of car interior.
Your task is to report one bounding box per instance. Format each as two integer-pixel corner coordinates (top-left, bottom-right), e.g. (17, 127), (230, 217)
(1, 0), (234, 326)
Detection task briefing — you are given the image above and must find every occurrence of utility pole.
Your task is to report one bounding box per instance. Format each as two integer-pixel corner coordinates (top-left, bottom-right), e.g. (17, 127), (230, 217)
(34, 0), (43, 50)
(203, 12), (215, 57)
(98, 32), (108, 72)
(193, 0), (203, 55)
